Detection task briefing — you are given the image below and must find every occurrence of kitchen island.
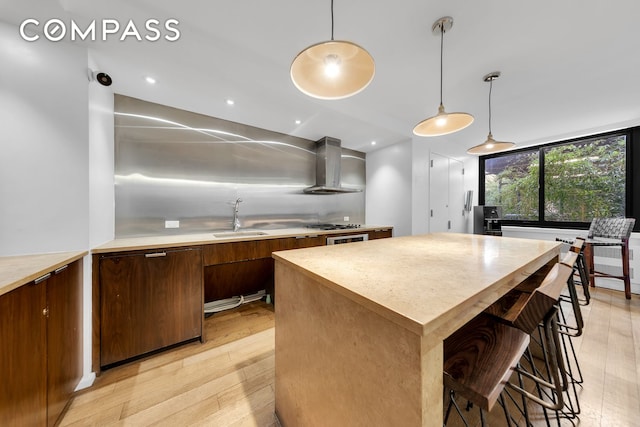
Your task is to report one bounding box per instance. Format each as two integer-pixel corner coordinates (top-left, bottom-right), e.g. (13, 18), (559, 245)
(272, 233), (561, 427)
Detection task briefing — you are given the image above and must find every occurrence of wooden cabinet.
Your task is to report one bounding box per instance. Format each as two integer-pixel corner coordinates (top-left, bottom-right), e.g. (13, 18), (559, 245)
(203, 239), (286, 302)
(46, 261), (83, 426)
(202, 235), (325, 302)
(93, 230), (393, 371)
(202, 237), (325, 267)
(0, 259), (83, 427)
(0, 277), (47, 426)
(203, 240), (262, 265)
(99, 247), (202, 368)
(368, 228), (393, 240)
(293, 235), (325, 248)
(204, 258), (273, 302)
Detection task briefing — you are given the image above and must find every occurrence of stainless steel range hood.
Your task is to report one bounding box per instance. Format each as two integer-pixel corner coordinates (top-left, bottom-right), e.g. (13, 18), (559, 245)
(304, 137), (362, 194)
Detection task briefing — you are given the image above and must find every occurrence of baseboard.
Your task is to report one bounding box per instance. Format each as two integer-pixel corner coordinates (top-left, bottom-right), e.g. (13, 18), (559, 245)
(75, 372), (96, 391)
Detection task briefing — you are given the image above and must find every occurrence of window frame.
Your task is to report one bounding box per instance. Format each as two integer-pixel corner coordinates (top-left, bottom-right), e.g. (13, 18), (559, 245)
(478, 126), (639, 231)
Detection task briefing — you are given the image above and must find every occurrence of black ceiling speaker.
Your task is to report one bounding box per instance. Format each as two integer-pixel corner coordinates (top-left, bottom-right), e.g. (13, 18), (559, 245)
(88, 69), (113, 86)
(95, 72), (112, 86)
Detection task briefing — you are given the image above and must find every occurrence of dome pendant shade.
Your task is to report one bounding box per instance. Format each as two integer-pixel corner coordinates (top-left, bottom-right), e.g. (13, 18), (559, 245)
(290, 40), (375, 100)
(467, 133), (515, 155)
(413, 103), (474, 137)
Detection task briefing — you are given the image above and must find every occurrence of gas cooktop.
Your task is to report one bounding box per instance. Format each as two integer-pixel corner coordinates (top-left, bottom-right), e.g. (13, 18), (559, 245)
(306, 224), (362, 231)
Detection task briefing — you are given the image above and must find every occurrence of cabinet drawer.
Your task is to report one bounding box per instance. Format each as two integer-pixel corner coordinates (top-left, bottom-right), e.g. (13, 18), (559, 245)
(203, 238), (304, 265)
(203, 241), (258, 265)
(294, 235), (325, 248)
(266, 237), (298, 253)
(265, 236), (324, 252)
(369, 229), (393, 240)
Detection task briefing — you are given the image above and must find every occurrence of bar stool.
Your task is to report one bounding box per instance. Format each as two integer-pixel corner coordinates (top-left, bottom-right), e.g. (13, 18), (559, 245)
(556, 246), (586, 345)
(583, 218), (635, 299)
(443, 263), (572, 426)
(556, 250), (585, 418)
(573, 237), (590, 305)
(554, 237), (590, 305)
(485, 256), (579, 424)
(443, 312), (529, 426)
(495, 251), (583, 422)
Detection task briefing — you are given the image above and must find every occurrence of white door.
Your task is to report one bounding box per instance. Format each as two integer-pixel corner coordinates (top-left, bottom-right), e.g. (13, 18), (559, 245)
(448, 158), (465, 233)
(429, 153), (465, 233)
(429, 153), (450, 233)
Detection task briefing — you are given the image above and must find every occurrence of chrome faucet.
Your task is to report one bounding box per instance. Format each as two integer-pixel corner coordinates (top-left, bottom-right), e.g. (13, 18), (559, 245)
(233, 198), (243, 231)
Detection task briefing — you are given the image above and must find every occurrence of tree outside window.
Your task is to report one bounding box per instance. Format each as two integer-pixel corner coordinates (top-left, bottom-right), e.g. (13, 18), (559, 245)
(484, 151), (539, 220)
(544, 135), (626, 222)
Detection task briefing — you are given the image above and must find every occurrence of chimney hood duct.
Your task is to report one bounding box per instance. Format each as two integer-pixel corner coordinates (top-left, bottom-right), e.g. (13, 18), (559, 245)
(304, 137), (362, 194)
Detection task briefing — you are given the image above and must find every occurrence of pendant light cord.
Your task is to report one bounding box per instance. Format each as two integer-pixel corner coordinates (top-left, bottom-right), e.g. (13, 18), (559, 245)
(488, 78), (493, 134)
(330, 0), (335, 40)
(439, 24), (444, 105)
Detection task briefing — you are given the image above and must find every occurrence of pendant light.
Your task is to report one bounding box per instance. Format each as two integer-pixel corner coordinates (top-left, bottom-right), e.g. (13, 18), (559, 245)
(290, 0), (375, 100)
(467, 71), (515, 155)
(413, 16), (473, 137)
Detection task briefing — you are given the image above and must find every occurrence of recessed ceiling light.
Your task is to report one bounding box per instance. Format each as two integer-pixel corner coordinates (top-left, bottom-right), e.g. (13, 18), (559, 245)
(145, 76), (156, 84)
(371, 141), (377, 145)
(226, 99), (235, 106)
(295, 119), (301, 125)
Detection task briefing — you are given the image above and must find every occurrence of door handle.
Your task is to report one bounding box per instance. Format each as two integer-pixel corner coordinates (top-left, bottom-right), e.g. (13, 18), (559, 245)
(54, 265), (68, 274)
(145, 252), (167, 258)
(35, 273), (51, 284)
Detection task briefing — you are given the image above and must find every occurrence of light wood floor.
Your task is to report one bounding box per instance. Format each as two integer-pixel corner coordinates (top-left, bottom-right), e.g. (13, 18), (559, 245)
(61, 287), (639, 426)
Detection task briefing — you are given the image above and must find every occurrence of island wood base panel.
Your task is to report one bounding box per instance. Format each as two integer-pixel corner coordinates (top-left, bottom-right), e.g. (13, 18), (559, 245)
(274, 263), (442, 426)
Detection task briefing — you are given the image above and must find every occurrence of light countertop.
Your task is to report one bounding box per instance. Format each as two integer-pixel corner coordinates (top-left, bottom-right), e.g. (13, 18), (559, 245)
(0, 251), (87, 298)
(272, 232), (561, 337)
(92, 226), (392, 254)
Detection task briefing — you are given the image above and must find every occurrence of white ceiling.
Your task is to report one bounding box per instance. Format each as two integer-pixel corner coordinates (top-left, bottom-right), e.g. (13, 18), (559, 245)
(3, 0), (640, 156)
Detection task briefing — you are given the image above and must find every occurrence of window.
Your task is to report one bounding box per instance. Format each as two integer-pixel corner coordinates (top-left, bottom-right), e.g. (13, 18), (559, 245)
(479, 128), (638, 230)
(484, 151), (539, 221)
(543, 135), (626, 222)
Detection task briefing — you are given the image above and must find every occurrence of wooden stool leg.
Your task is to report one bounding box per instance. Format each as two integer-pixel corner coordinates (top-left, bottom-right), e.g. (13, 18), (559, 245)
(622, 241), (631, 299)
(584, 243), (596, 288)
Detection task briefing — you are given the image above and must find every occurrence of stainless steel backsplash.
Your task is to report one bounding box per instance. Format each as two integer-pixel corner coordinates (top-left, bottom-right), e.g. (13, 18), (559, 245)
(114, 95), (365, 237)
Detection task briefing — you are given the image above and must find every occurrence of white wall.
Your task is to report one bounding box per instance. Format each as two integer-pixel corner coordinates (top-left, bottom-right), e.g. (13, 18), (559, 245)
(0, 21), (89, 255)
(76, 51), (116, 388)
(0, 22), (116, 388)
(88, 51), (115, 249)
(365, 140), (412, 237)
(411, 139), (430, 235)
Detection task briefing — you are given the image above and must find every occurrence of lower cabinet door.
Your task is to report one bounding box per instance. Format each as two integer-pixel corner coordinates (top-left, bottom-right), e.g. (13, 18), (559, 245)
(0, 282), (47, 426)
(47, 260), (83, 427)
(100, 247), (203, 367)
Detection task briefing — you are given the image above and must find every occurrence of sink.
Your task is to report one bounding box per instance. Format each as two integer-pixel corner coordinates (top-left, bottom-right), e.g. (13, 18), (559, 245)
(212, 231), (269, 238)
